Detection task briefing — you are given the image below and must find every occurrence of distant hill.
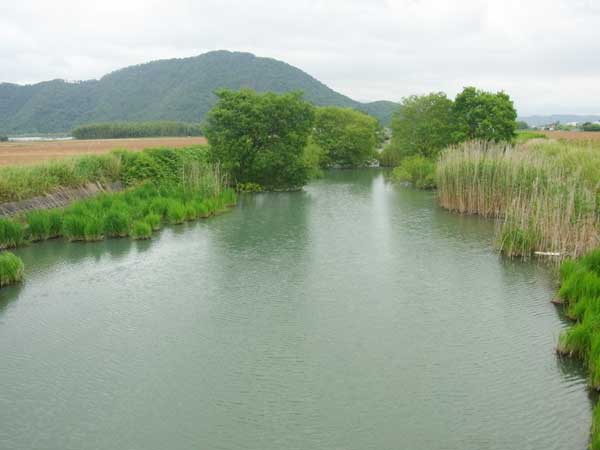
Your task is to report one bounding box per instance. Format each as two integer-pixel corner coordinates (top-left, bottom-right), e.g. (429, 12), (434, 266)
(0, 51), (398, 134)
(519, 114), (600, 127)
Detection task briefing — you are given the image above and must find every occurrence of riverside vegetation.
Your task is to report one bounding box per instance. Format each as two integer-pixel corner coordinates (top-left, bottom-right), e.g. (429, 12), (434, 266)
(555, 249), (600, 449)
(437, 139), (600, 259)
(0, 145), (236, 287)
(384, 87), (599, 447)
(0, 89), (378, 287)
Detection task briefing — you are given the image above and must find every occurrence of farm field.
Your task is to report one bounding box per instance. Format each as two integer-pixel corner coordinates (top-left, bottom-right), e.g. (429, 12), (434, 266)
(0, 137), (207, 166)
(538, 130), (600, 141)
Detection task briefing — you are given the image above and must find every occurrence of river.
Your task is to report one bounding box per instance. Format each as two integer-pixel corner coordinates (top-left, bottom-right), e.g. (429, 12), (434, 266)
(0, 170), (591, 450)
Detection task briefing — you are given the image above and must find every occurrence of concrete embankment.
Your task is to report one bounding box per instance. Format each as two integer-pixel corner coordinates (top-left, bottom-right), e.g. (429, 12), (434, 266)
(0, 182), (122, 217)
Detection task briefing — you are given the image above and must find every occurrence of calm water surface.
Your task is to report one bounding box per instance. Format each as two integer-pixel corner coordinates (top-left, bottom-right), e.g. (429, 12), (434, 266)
(0, 170), (592, 450)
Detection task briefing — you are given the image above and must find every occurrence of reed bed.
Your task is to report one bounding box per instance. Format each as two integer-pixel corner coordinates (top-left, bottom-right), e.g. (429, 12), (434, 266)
(437, 140), (600, 258)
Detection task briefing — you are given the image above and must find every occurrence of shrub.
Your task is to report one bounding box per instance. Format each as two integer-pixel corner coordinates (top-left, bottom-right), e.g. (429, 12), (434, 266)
(0, 252), (24, 287)
(392, 155), (436, 189)
(130, 221), (152, 240)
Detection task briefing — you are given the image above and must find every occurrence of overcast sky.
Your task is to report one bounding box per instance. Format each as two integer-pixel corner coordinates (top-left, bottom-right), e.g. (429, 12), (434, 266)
(1, 0), (599, 115)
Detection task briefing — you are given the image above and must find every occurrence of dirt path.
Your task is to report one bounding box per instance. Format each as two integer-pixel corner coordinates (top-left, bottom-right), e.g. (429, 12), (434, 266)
(0, 137), (207, 166)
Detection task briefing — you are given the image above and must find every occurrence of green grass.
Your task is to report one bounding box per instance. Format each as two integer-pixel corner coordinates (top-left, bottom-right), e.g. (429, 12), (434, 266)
(0, 219), (26, 249)
(555, 249), (600, 445)
(0, 145), (235, 292)
(514, 130), (548, 144)
(103, 207), (131, 238)
(0, 251), (24, 287)
(130, 221), (152, 240)
(144, 213), (162, 231)
(0, 178), (236, 250)
(0, 145), (208, 204)
(0, 154), (121, 203)
(26, 210), (63, 241)
(166, 200), (186, 224)
(555, 248), (600, 446)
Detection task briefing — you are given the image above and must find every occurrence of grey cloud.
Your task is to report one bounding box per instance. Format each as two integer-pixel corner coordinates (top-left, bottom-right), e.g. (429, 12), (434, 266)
(1, 0), (599, 114)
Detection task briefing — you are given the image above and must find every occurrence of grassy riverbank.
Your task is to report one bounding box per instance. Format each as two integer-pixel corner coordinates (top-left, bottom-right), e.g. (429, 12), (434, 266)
(554, 249), (600, 449)
(0, 145), (236, 287)
(437, 140), (600, 259)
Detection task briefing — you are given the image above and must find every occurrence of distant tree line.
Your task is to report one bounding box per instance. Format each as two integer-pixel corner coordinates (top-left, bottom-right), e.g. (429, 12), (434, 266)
(0, 136), (8, 142)
(582, 122), (600, 132)
(72, 122), (204, 140)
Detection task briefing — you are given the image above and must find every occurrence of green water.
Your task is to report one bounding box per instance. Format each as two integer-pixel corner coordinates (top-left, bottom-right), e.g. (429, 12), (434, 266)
(0, 170), (591, 450)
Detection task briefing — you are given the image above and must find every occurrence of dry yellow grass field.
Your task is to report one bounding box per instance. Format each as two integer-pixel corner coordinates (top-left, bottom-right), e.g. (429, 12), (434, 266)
(539, 130), (600, 141)
(0, 137), (207, 166)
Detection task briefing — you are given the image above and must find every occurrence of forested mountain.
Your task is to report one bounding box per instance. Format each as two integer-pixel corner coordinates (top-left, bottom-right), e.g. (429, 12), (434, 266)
(0, 51), (397, 134)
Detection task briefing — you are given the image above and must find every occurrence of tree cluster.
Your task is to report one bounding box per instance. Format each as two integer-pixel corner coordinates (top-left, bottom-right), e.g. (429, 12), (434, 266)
(72, 122), (203, 139)
(205, 90), (380, 190)
(386, 87), (517, 163)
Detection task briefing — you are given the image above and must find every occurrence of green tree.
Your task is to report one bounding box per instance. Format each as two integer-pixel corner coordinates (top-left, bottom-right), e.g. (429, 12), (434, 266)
(582, 122), (600, 132)
(516, 120), (529, 130)
(452, 87), (517, 142)
(205, 89), (314, 190)
(389, 92), (454, 160)
(312, 107), (379, 167)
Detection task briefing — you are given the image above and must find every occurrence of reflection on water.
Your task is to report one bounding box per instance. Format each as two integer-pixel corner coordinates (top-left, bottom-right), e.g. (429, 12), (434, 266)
(0, 170), (592, 450)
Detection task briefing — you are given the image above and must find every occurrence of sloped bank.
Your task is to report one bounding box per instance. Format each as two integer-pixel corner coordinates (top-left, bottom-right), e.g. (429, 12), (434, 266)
(0, 182), (123, 217)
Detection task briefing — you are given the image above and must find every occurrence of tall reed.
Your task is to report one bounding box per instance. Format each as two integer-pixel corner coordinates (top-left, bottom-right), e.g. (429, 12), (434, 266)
(437, 140), (600, 258)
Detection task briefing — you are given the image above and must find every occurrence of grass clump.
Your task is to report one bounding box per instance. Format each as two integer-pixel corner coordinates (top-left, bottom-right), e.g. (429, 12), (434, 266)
(103, 207), (130, 238)
(166, 200), (186, 224)
(0, 219), (26, 249)
(130, 221), (152, 240)
(26, 210), (63, 241)
(144, 213), (162, 231)
(0, 252), (24, 287)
